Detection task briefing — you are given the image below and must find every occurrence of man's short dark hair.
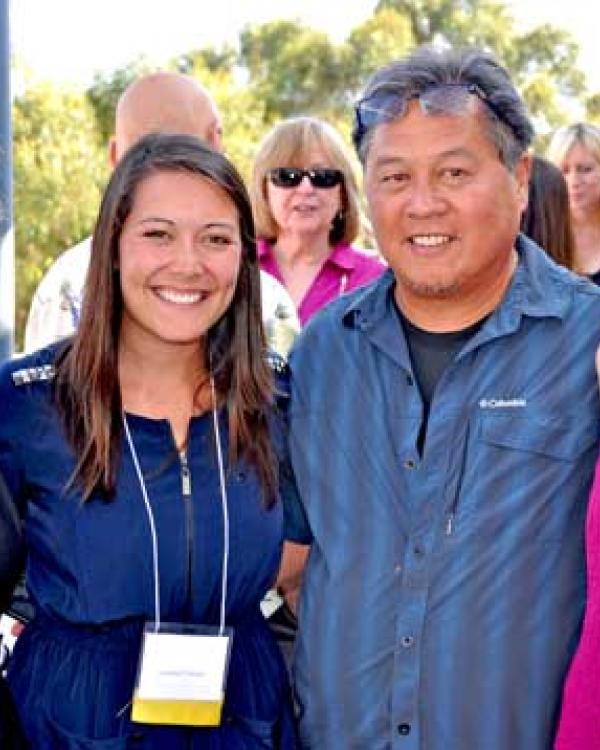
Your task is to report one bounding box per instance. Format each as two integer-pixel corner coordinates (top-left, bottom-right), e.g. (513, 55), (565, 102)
(353, 46), (534, 170)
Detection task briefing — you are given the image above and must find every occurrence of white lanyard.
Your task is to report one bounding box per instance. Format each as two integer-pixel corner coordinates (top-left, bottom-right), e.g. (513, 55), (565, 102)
(122, 376), (230, 636)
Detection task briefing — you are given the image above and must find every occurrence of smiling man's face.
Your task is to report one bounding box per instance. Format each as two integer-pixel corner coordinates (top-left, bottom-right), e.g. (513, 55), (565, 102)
(364, 99), (529, 323)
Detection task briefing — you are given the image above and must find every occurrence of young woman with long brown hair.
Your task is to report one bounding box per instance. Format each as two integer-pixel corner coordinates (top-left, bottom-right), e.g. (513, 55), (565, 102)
(520, 155), (575, 270)
(0, 134), (297, 749)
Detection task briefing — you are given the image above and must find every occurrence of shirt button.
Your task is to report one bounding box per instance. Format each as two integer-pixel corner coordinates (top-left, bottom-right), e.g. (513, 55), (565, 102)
(404, 458), (417, 470)
(398, 723), (411, 735)
(401, 635), (414, 648)
(394, 564), (402, 575)
(413, 544), (425, 557)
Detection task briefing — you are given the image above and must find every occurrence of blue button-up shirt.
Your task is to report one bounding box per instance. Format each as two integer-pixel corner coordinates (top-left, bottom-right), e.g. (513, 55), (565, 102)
(286, 236), (600, 749)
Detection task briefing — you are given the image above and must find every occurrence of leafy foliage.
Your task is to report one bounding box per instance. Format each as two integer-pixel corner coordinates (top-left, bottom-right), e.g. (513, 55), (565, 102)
(240, 21), (348, 121)
(375, 0), (585, 128)
(13, 84), (107, 346)
(585, 92), (600, 124)
(343, 9), (415, 97)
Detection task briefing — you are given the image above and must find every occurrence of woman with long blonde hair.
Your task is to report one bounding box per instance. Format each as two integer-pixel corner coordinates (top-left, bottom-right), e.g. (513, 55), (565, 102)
(547, 122), (600, 282)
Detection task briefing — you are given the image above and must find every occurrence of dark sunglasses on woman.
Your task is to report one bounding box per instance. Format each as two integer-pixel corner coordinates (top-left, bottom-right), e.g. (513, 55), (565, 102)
(268, 167), (343, 189)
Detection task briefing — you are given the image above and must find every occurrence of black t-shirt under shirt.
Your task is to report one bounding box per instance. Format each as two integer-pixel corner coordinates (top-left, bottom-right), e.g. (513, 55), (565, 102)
(395, 304), (487, 452)
(589, 269), (600, 286)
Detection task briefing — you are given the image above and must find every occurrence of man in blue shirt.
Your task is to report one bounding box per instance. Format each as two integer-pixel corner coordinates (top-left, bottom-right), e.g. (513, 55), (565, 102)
(285, 46), (600, 749)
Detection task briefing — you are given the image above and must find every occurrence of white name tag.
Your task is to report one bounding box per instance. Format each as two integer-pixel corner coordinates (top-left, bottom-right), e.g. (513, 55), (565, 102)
(137, 631), (229, 701)
(132, 623), (234, 726)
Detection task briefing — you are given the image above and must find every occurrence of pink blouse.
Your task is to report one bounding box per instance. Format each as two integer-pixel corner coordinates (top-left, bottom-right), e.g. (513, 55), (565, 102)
(555, 459), (600, 749)
(258, 240), (385, 326)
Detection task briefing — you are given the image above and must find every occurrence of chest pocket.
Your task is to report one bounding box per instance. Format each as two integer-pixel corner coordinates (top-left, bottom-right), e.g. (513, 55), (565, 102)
(445, 413), (600, 543)
(479, 413), (599, 461)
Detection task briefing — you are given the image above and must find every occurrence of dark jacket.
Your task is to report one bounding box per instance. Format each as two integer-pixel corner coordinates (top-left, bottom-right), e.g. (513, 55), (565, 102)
(0, 471), (28, 749)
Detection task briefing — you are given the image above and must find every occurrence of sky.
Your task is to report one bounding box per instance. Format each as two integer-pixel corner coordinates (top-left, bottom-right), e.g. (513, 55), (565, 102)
(10, 0), (600, 93)
(10, 0), (378, 84)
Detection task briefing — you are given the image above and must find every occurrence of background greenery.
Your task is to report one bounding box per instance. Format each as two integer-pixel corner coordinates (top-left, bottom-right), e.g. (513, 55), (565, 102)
(12, 0), (600, 347)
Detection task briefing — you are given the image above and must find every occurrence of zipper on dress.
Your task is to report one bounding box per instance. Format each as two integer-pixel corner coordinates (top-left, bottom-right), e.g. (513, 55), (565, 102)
(179, 450), (194, 618)
(180, 452), (192, 497)
(179, 450), (196, 749)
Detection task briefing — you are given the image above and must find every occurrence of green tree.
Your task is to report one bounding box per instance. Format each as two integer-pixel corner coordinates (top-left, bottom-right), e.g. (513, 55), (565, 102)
(240, 20), (347, 121)
(521, 76), (569, 137)
(375, 0), (586, 131)
(586, 92), (600, 124)
(376, 0), (518, 48)
(214, 77), (269, 181)
(343, 9), (415, 96)
(13, 83), (107, 347)
(175, 45), (237, 76)
(509, 26), (584, 98)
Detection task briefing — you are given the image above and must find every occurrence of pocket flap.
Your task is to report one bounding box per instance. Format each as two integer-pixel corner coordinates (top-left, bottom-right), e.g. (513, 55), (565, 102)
(479, 414), (599, 461)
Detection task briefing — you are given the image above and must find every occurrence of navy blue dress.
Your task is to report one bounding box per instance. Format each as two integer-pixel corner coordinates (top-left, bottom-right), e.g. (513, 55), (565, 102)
(0, 345), (297, 749)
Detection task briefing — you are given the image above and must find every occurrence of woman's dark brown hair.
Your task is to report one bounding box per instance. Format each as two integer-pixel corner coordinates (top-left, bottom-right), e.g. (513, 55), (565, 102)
(521, 155), (575, 270)
(54, 133), (277, 503)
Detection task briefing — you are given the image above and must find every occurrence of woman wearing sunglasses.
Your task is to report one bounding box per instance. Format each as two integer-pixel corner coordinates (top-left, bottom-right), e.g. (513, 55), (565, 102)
(250, 116), (385, 326)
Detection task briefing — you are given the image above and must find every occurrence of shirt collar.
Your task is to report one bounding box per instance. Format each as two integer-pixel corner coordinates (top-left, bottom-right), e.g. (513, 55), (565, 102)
(326, 242), (360, 271)
(257, 239), (358, 270)
(341, 269), (395, 331)
(504, 233), (573, 320)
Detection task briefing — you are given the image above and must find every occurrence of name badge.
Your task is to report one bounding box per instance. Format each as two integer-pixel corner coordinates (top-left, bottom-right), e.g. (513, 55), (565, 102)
(131, 623), (234, 727)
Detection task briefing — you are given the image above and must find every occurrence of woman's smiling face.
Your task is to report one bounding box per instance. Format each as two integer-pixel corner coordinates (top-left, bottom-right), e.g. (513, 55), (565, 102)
(118, 169), (242, 352)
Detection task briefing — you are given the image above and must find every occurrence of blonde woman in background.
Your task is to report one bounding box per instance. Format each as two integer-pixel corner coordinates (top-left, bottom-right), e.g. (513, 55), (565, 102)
(547, 122), (600, 283)
(251, 116), (385, 326)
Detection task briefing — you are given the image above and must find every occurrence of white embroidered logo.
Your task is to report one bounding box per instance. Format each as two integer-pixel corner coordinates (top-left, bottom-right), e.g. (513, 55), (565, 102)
(479, 398), (527, 409)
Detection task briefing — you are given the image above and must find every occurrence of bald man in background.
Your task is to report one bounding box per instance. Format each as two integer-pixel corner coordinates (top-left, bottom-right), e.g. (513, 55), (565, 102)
(24, 71), (299, 356)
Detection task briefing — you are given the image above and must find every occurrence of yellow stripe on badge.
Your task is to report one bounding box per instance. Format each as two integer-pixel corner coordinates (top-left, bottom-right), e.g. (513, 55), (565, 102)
(131, 695), (224, 726)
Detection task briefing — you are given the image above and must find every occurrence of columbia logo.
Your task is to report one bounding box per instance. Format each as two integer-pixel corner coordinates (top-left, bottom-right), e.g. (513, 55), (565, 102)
(479, 398), (527, 409)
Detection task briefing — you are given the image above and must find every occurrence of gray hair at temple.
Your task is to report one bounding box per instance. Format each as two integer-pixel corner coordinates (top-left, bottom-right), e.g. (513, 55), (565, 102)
(352, 46), (534, 170)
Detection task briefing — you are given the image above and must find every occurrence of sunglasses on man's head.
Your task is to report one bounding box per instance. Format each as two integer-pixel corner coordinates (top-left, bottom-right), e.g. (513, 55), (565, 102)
(268, 167), (343, 189)
(353, 82), (508, 146)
